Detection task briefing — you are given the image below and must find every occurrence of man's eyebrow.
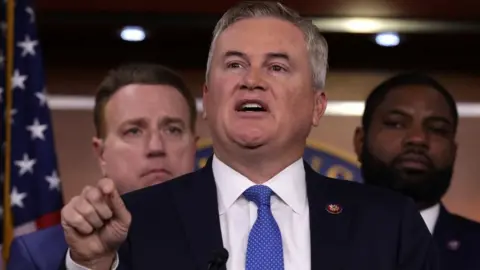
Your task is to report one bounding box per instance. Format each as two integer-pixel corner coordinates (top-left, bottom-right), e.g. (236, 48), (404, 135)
(121, 118), (148, 127)
(224, 50), (247, 59)
(386, 109), (453, 125)
(386, 109), (410, 117)
(265, 52), (290, 62)
(426, 116), (453, 126)
(160, 117), (186, 127)
(223, 51), (290, 62)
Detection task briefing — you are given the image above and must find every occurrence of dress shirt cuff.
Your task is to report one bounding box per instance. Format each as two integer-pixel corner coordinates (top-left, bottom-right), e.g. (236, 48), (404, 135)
(65, 248), (119, 270)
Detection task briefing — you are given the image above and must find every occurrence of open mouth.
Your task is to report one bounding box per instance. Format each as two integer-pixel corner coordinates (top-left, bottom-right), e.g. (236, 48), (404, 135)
(235, 100), (269, 112)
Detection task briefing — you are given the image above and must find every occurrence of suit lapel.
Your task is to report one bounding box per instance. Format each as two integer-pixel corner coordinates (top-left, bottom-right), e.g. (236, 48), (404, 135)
(170, 157), (225, 269)
(305, 162), (353, 270)
(433, 204), (464, 269)
(171, 158), (355, 269)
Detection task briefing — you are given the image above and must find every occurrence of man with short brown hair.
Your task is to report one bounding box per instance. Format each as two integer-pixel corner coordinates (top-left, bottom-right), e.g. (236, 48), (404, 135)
(90, 63), (198, 192)
(8, 63), (198, 270)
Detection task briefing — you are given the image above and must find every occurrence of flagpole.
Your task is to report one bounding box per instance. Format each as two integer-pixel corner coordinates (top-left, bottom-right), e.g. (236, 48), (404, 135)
(3, 0), (15, 264)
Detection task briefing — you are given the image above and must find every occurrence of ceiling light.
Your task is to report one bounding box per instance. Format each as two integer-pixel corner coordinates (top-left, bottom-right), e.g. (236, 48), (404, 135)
(343, 18), (382, 33)
(375, 32), (400, 47)
(120, 26), (146, 42)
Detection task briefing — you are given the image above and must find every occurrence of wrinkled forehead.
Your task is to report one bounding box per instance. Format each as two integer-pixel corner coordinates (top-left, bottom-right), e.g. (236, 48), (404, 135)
(213, 17), (308, 60)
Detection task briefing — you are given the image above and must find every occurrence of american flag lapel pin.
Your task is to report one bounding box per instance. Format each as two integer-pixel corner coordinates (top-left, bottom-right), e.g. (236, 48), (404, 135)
(447, 240), (460, 251)
(326, 203), (343, 214)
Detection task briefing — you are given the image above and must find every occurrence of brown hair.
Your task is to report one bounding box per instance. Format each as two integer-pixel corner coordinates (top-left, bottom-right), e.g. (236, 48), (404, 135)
(93, 63), (197, 138)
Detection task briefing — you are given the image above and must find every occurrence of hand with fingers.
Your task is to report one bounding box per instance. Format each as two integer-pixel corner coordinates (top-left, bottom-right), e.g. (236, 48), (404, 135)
(61, 178), (131, 269)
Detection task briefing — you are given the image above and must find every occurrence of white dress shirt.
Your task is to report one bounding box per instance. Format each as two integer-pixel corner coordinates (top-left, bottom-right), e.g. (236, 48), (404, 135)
(213, 155), (311, 270)
(66, 155), (311, 270)
(419, 203), (440, 234)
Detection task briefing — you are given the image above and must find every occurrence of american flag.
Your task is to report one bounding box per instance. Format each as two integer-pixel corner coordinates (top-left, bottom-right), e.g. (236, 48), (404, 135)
(0, 0), (63, 265)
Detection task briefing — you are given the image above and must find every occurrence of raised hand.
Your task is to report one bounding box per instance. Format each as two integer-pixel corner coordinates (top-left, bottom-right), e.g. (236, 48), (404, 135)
(61, 178), (131, 268)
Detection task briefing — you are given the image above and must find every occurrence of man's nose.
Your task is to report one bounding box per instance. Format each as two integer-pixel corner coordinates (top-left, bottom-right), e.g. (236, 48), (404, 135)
(241, 67), (267, 91)
(404, 125), (429, 149)
(146, 132), (166, 157)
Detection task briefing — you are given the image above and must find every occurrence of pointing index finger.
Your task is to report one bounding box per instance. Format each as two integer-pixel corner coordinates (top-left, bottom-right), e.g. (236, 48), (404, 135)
(98, 178), (115, 196)
(98, 178), (131, 226)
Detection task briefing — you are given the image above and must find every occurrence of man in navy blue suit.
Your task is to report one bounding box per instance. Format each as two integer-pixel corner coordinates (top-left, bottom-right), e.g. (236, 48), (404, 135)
(6, 63), (199, 269)
(353, 72), (480, 270)
(60, 2), (439, 270)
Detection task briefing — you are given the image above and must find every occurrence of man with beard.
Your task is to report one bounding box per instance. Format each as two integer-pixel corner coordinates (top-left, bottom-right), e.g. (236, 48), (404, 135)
(353, 72), (480, 270)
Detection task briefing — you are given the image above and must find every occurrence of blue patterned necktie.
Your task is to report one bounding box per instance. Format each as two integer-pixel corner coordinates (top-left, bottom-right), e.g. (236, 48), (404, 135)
(244, 185), (284, 270)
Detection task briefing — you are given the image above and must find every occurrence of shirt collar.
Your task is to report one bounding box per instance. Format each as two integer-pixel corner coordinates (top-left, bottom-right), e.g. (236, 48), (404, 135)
(212, 154), (307, 215)
(420, 203), (441, 234)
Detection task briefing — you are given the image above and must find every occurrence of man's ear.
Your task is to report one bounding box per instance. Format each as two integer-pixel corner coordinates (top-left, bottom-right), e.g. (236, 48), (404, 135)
(312, 91), (327, 127)
(92, 136), (107, 177)
(353, 127), (365, 162)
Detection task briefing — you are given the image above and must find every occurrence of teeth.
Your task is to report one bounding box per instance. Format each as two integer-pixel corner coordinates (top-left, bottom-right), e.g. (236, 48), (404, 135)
(242, 103), (263, 109)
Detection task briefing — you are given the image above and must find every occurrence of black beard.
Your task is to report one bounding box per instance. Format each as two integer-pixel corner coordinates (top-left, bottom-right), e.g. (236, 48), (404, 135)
(360, 144), (453, 210)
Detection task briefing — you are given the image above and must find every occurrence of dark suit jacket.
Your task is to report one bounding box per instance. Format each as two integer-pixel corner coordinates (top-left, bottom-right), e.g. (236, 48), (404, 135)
(7, 224), (66, 270)
(62, 158), (438, 269)
(433, 204), (480, 270)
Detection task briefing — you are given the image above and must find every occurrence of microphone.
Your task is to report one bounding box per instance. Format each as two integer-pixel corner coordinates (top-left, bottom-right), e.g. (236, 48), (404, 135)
(207, 248), (229, 270)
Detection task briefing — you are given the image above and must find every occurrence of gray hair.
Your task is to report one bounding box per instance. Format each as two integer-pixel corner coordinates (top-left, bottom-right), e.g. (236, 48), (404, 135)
(205, 1), (328, 89)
